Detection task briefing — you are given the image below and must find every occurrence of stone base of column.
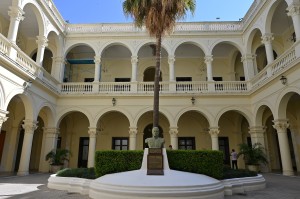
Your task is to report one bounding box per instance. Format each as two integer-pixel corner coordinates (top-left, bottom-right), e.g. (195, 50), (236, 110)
(17, 171), (29, 176)
(283, 170), (294, 176)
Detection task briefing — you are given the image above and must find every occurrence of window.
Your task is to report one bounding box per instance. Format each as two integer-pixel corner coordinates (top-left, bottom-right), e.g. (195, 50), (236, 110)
(84, 78), (94, 82)
(218, 137), (230, 165)
(178, 137), (195, 150)
(112, 137), (129, 150)
(56, 137), (61, 149)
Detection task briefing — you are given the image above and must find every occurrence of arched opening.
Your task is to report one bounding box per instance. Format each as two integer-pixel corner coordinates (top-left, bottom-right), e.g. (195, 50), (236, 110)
(143, 67), (162, 82)
(177, 111), (209, 150)
(31, 48), (53, 74)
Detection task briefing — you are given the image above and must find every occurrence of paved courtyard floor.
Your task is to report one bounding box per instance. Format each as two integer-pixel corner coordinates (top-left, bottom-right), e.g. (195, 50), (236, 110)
(0, 173), (299, 198)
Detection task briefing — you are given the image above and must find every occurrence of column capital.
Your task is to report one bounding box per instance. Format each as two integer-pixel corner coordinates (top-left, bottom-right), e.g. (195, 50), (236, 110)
(129, 127), (137, 135)
(204, 55), (213, 63)
(169, 127), (178, 136)
(8, 6), (25, 21)
(94, 56), (101, 65)
(36, 36), (48, 48)
(168, 55), (175, 64)
(22, 120), (38, 133)
(261, 33), (274, 44)
(88, 127), (100, 137)
(131, 56), (138, 64)
(272, 119), (289, 133)
(0, 116), (8, 128)
(287, 4), (300, 17)
(209, 127), (219, 137)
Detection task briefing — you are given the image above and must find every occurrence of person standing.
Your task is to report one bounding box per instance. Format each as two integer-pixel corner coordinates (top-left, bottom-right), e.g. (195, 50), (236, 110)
(231, 149), (238, 169)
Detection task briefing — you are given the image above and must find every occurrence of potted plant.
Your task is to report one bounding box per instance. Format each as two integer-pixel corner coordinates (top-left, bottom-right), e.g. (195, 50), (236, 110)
(46, 148), (70, 173)
(237, 143), (268, 172)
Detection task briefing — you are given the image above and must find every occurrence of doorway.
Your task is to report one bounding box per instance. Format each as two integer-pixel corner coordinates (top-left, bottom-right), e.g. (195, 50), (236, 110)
(78, 137), (89, 168)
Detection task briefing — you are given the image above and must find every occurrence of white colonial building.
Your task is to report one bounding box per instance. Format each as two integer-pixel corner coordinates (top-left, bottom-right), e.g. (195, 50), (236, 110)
(0, 0), (300, 177)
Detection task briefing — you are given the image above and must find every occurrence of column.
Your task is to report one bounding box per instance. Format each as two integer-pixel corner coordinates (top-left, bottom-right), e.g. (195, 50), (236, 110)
(88, 127), (99, 168)
(41, 127), (59, 172)
(0, 110), (8, 131)
(129, 127), (137, 150)
(273, 119), (294, 176)
(131, 56), (138, 82)
(168, 55), (175, 82)
(287, 4), (300, 42)
(205, 55), (213, 81)
(209, 127), (219, 150)
(169, 127), (178, 150)
(94, 56), (101, 82)
(17, 120), (38, 176)
(7, 6), (24, 43)
(36, 36), (48, 66)
(248, 126), (266, 147)
(241, 54), (255, 80)
(261, 33), (274, 64)
(52, 56), (66, 82)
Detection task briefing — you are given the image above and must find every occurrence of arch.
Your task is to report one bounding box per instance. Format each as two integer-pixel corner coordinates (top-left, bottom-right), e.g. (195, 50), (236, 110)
(245, 28), (263, 54)
(175, 107), (213, 127)
(254, 102), (274, 126)
(133, 107), (173, 127)
(21, 1), (46, 36)
(275, 87), (300, 119)
(136, 41), (170, 57)
(93, 107), (133, 127)
(173, 40), (208, 55)
(0, 80), (4, 109)
(64, 43), (96, 57)
(211, 40), (244, 56)
(264, 0), (287, 34)
(100, 41), (133, 57)
(36, 102), (56, 127)
(55, 107), (93, 128)
(214, 106), (254, 127)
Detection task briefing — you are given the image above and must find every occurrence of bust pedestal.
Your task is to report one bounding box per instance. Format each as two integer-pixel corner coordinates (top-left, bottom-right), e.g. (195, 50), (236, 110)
(147, 148), (164, 175)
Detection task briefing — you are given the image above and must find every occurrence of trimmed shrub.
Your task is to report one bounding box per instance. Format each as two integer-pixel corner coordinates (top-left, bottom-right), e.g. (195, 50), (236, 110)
(94, 150), (144, 177)
(56, 167), (96, 179)
(222, 165), (257, 179)
(167, 150), (224, 179)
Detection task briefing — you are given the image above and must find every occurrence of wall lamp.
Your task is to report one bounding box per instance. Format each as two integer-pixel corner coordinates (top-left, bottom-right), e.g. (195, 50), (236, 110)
(23, 80), (32, 90)
(280, 75), (287, 85)
(112, 98), (116, 106)
(191, 96), (195, 105)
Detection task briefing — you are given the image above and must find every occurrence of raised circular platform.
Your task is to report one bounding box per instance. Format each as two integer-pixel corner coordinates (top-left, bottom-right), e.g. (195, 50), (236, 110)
(89, 169), (224, 199)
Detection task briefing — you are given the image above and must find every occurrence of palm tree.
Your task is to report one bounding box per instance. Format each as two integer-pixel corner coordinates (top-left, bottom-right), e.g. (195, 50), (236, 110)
(123, 0), (196, 129)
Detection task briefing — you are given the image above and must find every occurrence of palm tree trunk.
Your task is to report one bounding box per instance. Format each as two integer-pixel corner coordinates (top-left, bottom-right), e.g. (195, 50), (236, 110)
(153, 34), (162, 128)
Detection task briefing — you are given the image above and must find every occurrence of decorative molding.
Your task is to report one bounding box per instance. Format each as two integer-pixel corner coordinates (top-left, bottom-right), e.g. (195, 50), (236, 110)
(272, 119), (289, 133)
(8, 6), (25, 21)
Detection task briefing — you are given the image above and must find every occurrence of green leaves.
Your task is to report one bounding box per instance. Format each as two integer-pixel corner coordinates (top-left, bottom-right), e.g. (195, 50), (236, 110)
(238, 143), (268, 165)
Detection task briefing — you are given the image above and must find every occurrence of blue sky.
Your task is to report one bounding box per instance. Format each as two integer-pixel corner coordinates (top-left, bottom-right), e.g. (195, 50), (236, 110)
(52, 0), (254, 24)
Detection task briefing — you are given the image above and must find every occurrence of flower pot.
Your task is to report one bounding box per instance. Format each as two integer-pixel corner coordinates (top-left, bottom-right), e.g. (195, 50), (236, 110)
(50, 165), (63, 173)
(246, 164), (259, 172)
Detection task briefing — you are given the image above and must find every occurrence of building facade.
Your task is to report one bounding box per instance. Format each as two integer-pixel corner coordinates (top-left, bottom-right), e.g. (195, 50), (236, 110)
(0, 0), (300, 176)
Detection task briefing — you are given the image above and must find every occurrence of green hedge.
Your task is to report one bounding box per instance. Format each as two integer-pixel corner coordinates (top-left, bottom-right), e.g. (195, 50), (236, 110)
(94, 150), (143, 177)
(56, 168), (96, 179)
(94, 149), (223, 179)
(167, 150), (224, 179)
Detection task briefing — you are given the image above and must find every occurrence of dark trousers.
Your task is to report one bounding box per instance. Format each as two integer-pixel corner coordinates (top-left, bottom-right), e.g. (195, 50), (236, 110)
(232, 160), (238, 169)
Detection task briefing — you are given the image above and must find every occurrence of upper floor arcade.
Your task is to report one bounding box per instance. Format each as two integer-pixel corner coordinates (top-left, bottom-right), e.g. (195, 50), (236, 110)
(0, 0), (300, 95)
